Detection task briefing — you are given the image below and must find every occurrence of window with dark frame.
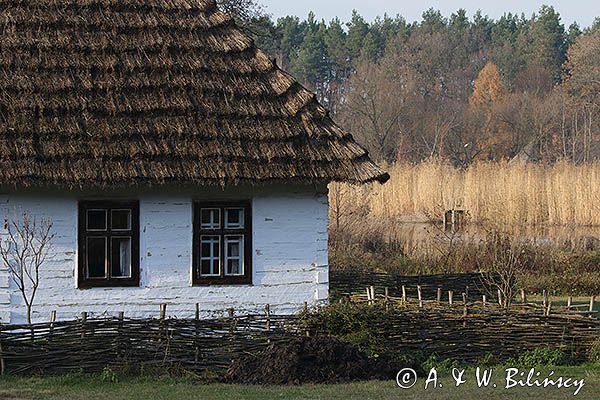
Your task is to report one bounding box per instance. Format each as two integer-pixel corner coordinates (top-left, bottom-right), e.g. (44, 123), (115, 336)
(78, 201), (140, 288)
(193, 201), (252, 285)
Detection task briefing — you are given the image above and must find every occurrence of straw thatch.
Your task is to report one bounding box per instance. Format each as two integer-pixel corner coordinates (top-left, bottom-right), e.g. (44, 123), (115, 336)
(0, 0), (389, 189)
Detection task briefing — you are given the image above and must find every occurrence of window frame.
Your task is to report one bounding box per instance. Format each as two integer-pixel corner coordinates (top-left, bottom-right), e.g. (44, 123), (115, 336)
(78, 200), (140, 289)
(193, 201), (252, 286)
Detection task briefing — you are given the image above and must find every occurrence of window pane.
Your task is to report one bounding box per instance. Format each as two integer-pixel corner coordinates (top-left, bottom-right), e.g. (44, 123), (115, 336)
(200, 235), (220, 276)
(201, 208), (220, 230)
(224, 208), (244, 229)
(87, 210), (107, 231)
(111, 237), (132, 278)
(111, 209), (131, 230)
(87, 237), (106, 278)
(225, 235), (244, 276)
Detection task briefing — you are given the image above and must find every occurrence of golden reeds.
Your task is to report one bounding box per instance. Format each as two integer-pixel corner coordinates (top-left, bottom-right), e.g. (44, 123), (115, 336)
(332, 160), (600, 227)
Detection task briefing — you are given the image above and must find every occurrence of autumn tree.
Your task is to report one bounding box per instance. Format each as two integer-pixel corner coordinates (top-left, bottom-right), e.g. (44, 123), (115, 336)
(469, 62), (506, 109)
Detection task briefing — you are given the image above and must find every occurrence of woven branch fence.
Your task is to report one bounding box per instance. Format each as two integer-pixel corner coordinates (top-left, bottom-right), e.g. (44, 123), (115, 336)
(1, 305), (600, 376)
(0, 313), (303, 376)
(316, 306), (600, 363)
(330, 271), (494, 300)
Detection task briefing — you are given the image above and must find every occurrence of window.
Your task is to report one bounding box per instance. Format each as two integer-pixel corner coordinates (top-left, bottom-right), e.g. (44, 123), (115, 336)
(78, 201), (140, 288)
(193, 201), (252, 285)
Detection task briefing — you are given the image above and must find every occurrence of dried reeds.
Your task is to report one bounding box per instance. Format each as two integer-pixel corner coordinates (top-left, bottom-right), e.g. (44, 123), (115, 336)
(331, 160), (600, 227)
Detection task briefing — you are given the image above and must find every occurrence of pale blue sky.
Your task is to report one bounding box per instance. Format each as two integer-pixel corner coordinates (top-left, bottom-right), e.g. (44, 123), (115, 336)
(259, 0), (599, 28)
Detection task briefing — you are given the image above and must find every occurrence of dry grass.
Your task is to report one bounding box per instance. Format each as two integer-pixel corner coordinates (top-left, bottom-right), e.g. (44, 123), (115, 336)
(331, 160), (600, 227)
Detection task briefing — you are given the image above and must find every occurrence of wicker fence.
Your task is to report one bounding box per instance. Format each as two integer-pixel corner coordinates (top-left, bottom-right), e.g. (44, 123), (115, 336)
(320, 306), (600, 363)
(330, 271), (493, 300)
(0, 313), (303, 376)
(1, 306), (600, 375)
(1, 272), (599, 376)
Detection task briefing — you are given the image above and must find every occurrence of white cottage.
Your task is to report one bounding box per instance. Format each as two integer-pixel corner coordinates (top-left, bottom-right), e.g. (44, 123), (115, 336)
(0, 0), (388, 324)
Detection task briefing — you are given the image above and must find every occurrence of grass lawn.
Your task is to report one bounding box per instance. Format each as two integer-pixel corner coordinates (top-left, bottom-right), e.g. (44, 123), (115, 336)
(1, 365), (599, 400)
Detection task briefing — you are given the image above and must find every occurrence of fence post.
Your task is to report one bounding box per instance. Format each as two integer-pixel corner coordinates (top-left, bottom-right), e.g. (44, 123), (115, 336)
(589, 296), (596, 316)
(417, 285), (423, 308)
(365, 287), (371, 304)
(264, 304), (272, 343)
(567, 296), (572, 308)
(370, 286), (375, 304)
(543, 290), (548, 309)
(401, 285), (407, 305)
(462, 292), (467, 305)
(265, 304), (271, 332)
(546, 300), (552, 316)
(194, 304), (200, 363)
(160, 304), (167, 320)
(521, 289), (527, 304)
(482, 295), (487, 307)
(0, 322), (5, 376)
(448, 290), (454, 306)
(436, 288), (442, 305)
(228, 307), (235, 335)
(303, 302), (309, 337)
(497, 290), (503, 307)
(80, 312), (87, 340)
(50, 310), (56, 336)
(384, 288), (389, 311)
(465, 285), (469, 301)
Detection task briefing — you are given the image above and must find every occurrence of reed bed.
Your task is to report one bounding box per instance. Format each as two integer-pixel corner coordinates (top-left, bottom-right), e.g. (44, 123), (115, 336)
(331, 160), (600, 227)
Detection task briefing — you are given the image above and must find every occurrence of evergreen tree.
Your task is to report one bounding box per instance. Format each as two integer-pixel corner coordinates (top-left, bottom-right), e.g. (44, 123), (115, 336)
(290, 21), (329, 96)
(276, 16), (306, 70)
(360, 31), (380, 62)
(420, 8), (447, 33)
(346, 11), (370, 61)
(517, 5), (566, 82)
(567, 22), (582, 46)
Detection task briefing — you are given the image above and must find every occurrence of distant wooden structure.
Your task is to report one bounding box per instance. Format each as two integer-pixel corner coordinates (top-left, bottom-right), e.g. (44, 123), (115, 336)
(444, 210), (465, 230)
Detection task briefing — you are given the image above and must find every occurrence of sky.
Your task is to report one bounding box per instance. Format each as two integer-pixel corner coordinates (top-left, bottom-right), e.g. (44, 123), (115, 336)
(259, 0), (600, 28)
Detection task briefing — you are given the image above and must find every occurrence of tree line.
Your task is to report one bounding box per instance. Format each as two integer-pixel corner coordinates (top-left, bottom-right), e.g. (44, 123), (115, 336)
(221, 1), (600, 164)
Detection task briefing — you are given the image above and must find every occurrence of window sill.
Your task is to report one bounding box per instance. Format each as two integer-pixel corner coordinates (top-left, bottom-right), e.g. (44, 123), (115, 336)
(78, 279), (140, 289)
(192, 278), (253, 286)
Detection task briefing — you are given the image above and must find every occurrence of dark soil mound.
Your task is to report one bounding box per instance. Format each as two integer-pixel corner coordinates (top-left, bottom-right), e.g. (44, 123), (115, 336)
(226, 336), (404, 385)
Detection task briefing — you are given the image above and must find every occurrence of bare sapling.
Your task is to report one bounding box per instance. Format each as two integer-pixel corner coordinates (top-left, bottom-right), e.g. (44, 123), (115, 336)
(481, 231), (533, 310)
(0, 214), (54, 324)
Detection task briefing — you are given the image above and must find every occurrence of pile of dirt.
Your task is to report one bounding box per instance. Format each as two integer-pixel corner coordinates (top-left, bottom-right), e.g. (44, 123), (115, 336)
(226, 336), (404, 385)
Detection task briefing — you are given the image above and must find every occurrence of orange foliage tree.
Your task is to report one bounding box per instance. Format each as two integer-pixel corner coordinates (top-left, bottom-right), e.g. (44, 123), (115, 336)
(467, 62), (509, 159)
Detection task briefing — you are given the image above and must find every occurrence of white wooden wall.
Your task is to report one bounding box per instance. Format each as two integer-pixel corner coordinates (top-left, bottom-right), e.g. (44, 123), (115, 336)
(0, 185), (329, 324)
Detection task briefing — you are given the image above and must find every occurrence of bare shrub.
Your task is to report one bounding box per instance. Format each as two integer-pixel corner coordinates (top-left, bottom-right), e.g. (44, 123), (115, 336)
(479, 232), (536, 309)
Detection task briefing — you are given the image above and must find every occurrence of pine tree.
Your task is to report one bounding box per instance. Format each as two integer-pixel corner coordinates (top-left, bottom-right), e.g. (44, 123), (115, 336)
(346, 11), (369, 61)
(360, 32), (380, 62)
(276, 16), (306, 71)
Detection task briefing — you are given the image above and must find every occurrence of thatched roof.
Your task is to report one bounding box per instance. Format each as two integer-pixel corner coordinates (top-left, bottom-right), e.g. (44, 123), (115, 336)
(0, 0), (389, 189)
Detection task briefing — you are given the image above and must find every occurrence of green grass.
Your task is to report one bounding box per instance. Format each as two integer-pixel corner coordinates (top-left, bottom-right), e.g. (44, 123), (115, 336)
(1, 365), (600, 400)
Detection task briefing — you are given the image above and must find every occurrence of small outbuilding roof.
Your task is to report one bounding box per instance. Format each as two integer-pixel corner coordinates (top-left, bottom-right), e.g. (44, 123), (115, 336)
(0, 0), (389, 189)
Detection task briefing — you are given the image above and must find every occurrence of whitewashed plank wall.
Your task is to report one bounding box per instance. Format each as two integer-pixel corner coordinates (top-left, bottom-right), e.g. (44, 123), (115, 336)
(0, 186), (329, 324)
